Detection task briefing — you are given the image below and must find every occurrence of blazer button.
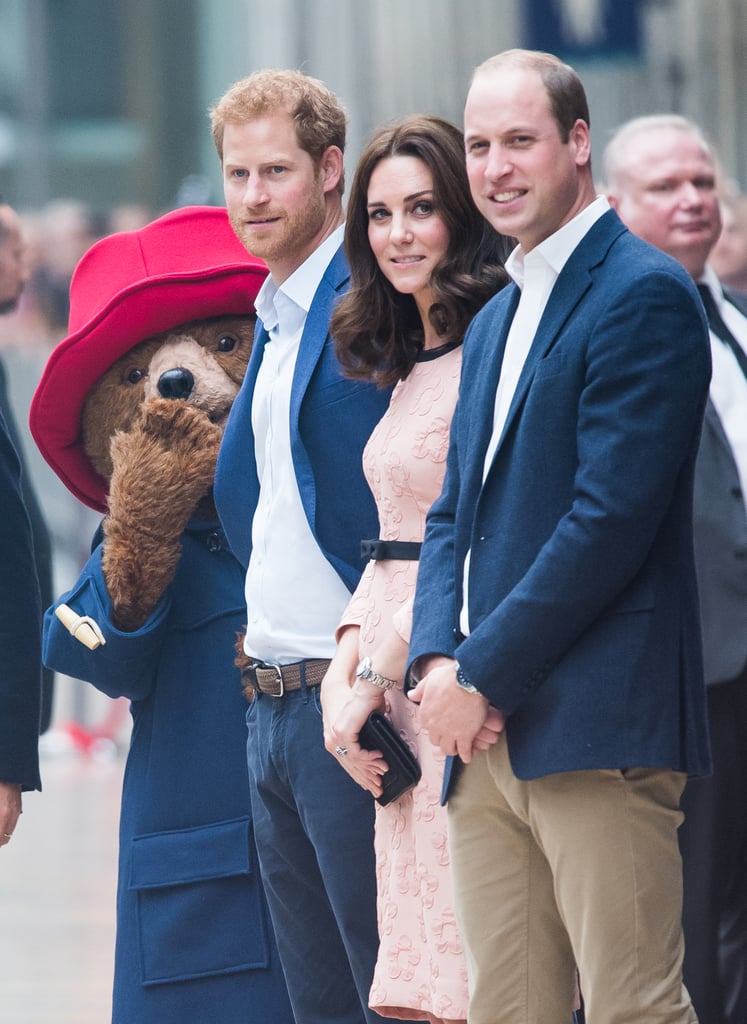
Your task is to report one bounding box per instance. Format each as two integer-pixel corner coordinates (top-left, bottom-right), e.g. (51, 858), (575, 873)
(206, 531), (223, 553)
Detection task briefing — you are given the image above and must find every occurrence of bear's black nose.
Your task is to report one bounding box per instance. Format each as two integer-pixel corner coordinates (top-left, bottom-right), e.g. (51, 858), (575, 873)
(158, 368), (195, 400)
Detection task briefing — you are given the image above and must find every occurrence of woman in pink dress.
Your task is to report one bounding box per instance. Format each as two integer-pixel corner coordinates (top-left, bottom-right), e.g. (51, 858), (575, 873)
(321, 115), (510, 1023)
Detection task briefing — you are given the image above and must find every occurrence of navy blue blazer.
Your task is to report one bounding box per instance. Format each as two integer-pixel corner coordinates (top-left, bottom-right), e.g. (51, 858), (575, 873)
(409, 210), (712, 787)
(214, 245), (391, 593)
(0, 407), (42, 790)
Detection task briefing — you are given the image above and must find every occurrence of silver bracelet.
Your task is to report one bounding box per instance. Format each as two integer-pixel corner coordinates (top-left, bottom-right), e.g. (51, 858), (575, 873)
(355, 656), (398, 691)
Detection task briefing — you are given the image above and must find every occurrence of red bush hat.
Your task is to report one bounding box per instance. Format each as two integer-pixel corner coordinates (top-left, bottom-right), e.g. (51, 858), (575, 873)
(30, 204), (267, 512)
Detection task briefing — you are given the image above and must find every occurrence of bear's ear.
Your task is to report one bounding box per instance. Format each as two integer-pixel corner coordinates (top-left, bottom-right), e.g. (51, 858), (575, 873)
(80, 335), (163, 482)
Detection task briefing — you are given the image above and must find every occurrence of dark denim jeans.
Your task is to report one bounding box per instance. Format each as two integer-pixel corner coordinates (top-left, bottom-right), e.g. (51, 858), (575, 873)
(246, 683), (398, 1024)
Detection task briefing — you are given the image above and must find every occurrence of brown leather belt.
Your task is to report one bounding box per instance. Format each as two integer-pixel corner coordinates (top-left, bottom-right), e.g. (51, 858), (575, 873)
(241, 658), (331, 699)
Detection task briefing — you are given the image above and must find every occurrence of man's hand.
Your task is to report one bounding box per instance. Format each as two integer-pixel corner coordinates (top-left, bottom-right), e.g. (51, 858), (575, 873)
(408, 656), (494, 763)
(472, 704), (506, 752)
(0, 781), (21, 848)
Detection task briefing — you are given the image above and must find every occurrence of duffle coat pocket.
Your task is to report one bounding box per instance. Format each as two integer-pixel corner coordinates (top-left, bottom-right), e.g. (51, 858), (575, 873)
(129, 816), (270, 986)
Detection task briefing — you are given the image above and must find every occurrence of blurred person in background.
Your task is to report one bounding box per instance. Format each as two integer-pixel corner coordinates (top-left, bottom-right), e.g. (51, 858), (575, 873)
(711, 193), (747, 295)
(30, 199), (106, 338)
(107, 203), (157, 235)
(0, 208), (42, 840)
(605, 113), (747, 1024)
(0, 198), (55, 732)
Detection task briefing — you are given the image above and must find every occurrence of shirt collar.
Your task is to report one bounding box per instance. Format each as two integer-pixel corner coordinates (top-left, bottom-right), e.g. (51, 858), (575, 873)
(255, 224), (345, 333)
(506, 195), (610, 289)
(698, 264), (726, 309)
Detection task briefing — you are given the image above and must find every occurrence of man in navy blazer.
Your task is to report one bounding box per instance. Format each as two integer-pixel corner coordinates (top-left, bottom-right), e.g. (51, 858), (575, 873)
(0, 405), (42, 848)
(210, 71), (395, 1024)
(407, 51), (710, 1024)
(605, 113), (747, 1024)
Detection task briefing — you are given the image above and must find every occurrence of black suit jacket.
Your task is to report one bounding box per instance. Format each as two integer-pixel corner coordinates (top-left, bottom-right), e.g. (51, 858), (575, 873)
(0, 404), (42, 790)
(693, 286), (747, 685)
(0, 358), (54, 729)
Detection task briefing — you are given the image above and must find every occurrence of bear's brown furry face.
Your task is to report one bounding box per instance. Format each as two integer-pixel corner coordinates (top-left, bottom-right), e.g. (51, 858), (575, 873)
(76, 311), (255, 631)
(81, 314), (254, 484)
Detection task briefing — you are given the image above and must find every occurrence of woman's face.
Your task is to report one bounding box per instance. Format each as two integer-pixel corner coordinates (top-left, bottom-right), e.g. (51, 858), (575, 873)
(366, 155), (450, 316)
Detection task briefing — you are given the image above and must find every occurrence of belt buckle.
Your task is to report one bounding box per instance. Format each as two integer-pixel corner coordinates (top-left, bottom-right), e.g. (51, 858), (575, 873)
(256, 660), (284, 698)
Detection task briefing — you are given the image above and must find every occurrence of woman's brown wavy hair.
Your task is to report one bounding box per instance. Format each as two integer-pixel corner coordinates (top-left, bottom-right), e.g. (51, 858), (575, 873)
(332, 114), (511, 388)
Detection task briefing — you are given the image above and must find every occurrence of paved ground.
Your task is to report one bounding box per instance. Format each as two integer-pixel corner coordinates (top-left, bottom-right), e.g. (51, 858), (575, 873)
(0, 747), (123, 1024)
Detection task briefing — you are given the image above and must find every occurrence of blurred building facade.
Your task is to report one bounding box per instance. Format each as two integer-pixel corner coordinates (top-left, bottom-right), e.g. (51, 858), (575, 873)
(0, 0), (745, 217)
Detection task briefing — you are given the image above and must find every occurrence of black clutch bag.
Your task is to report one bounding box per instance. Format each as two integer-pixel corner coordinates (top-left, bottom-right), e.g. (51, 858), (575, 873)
(359, 711), (421, 806)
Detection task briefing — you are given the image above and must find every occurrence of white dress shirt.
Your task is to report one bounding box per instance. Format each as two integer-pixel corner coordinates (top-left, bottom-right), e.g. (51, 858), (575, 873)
(244, 224), (351, 663)
(460, 197), (610, 636)
(698, 264), (747, 509)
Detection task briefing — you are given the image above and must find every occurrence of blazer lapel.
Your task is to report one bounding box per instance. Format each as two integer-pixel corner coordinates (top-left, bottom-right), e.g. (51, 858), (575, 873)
(232, 318), (269, 486)
(213, 317), (269, 565)
(489, 210), (625, 463)
(289, 246), (349, 426)
(459, 287), (519, 507)
(703, 396), (736, 461)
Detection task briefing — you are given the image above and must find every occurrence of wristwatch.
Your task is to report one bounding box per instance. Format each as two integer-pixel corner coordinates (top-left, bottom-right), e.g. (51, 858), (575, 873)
(355, 656), (398, 691)
(455, 662), (481, 695)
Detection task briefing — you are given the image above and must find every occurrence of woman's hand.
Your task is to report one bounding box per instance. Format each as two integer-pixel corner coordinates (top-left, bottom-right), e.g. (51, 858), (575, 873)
(327, 680), (388, 797)
(321, 627), (388, 796)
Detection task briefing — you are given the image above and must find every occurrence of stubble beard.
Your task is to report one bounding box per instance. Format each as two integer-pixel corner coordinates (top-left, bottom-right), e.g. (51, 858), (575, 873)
(229, 188), (327, 269)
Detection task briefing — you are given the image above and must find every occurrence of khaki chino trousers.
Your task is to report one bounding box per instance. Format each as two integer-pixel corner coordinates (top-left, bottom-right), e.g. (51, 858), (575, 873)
(448, 737), (698, 1024)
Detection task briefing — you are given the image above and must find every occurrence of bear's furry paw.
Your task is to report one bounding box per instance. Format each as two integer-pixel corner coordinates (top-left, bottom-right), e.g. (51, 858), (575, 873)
(102, 399), (223, 631)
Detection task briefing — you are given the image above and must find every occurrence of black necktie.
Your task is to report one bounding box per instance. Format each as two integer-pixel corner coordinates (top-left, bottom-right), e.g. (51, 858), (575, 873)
(697, 284), (747, 379)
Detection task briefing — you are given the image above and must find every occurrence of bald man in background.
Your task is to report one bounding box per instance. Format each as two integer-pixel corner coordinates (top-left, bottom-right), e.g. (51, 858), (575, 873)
(605, 114), (747, 1024)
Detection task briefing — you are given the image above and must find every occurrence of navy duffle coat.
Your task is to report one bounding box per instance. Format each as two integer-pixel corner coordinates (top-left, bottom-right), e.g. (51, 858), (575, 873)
(43, 520), (293, 1024)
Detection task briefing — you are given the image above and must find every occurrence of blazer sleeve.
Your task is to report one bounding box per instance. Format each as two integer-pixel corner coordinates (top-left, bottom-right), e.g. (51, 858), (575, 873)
(0, 413), (42, 790)
(408, 414), (464, 668)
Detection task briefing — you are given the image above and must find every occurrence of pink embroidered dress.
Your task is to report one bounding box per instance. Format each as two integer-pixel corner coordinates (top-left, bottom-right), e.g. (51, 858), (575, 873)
(338, 342), (468, 1022)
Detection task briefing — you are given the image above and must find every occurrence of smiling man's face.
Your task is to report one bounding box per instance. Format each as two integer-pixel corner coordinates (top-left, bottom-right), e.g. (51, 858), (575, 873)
(464, 64), (591, 252)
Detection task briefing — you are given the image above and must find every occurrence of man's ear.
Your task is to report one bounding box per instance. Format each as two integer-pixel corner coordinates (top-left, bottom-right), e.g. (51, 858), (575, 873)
(319, 145), (344, 195)
(570, 118), (592, 169)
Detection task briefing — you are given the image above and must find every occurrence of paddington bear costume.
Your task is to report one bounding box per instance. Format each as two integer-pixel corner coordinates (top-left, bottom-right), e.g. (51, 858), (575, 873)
(29, 206), (293, 1023)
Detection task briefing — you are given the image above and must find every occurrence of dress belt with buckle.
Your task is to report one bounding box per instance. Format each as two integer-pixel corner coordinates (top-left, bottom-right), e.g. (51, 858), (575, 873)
(360, 539), (422, 561)
(241, 658), (330, 699)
